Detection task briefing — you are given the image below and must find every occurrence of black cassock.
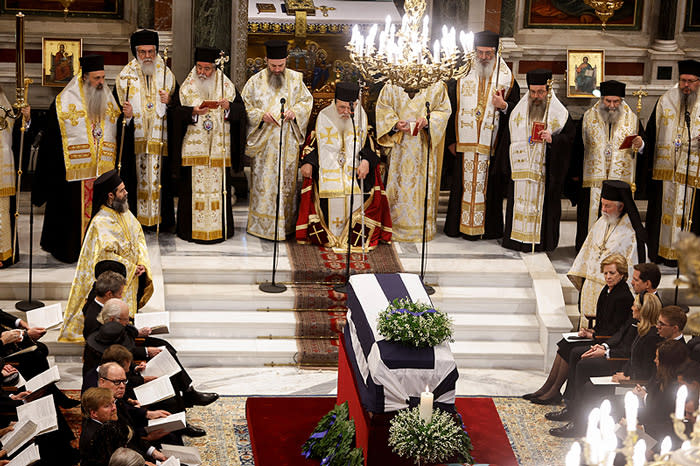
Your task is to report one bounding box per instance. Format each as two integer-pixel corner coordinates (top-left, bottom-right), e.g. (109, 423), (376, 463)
(572, 120), (647, 251)
(502, 115), (576, 252)
(112, 84), (178, 231)
(443, 78), (521, 240)
(170, 91), (247, 243)
(644, 102), (700, 266)
(32, 101), (130, 263)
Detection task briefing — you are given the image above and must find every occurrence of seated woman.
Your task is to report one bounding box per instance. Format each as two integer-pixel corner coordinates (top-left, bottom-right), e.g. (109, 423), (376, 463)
(524, 253), (633, 405)
(546, 291), (663, 437)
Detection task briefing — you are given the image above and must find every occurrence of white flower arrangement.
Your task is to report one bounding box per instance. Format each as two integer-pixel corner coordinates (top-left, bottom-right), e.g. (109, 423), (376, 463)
(377, 297), (454, 347)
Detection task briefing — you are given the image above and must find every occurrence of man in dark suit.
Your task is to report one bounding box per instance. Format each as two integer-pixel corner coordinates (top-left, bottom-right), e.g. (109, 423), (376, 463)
(631, 262), (662, 302)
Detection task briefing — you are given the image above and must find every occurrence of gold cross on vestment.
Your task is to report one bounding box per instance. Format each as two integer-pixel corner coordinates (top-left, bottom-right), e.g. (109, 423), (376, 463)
(459, 120), (474, 129)
(320, 126), (339, 145)
(332, 216), (345, 229)
(351, 223), (367, 246)
(106, 102), (121, 124)
(660, 108), (674, 126)
(60, 104), (86, 126)
(513, 113), (524, 127)
(309, 223), (326, 243)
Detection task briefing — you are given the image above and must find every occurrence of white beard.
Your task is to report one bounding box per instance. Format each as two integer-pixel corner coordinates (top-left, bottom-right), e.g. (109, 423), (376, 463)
(602, 210), (621, 225)
(597, 102), (623, 125)
(196, 74), (216, 100)
(84, 81), (111, 122)
(328, 108), (353, 135)
(138, 58), (155, 76)
(474, 58), (495, 79)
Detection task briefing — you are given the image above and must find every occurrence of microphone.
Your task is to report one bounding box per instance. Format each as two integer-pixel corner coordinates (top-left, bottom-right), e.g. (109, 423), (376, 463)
(280, 97), (286, 121)
(31, 129), (44, 149)
(683, 94), (691, 126)
(349, 101), (355, 117)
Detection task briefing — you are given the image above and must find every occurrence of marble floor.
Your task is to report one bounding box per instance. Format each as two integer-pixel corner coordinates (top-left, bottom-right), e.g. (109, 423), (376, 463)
(7, 193), (589, 397)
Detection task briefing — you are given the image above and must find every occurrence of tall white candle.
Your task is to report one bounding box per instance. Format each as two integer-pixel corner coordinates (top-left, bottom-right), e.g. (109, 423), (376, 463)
(419, 385), (433, 423)
(660, 436), (672, 456)
(624, 391), (638, 432)
(676, 384), (688, 420)
(565, 442), (580, 466)
(632, 439), (646, 466)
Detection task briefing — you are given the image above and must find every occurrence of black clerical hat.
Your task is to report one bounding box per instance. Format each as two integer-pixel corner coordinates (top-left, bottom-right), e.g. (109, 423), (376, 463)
(335, 82), (359, 102)
(474, 30), (499, 49)
(194, 47), (219, 64)
(95, 260), (127, 279)
(92, 170), (123, 217)
(87, 322), (135, 352)
(679, 59), (700, 77)
(600, 80), (626, 97)
(526, 69), (552, 86)
(79, 55), (104, 73)
(265, 40), (288, 59)
(600, 180), (647, 261)
(130, 29), (159, 57)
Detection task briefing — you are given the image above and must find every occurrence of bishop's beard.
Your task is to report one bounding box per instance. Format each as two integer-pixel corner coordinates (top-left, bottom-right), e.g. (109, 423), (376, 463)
(329, 108), (353, 135)
(680, 87), (698, 114)
(598, 102), (623, 125)
(112, 195), (129, 213)
(196, 73), (216, 100)
(84, 82), (111, 122)
(602, 209), (621, 225)
(266, 68), (285, 90)
(474, 57), (495, 79)
(528, 98), (545, 122)
(139, 58), (155, 76)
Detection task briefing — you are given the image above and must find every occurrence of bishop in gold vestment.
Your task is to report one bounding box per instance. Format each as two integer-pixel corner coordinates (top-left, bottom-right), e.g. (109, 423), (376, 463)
(376, 81), (451, 242)
(646, 59), (700, 266)
(60, 170), (152, 343)
(242, 40), (313, 240)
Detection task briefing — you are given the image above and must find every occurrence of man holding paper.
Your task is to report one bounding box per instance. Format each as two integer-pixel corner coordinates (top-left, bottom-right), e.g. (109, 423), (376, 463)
(0, 309), (50, 380)
(172, 47), (247, 243)
(575, 80), (646, 250)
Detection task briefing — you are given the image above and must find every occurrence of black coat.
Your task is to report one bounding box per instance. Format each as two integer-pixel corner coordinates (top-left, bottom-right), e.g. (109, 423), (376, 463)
(79, 418), (129, 466)
(593, 280), (634, 337)
(623, 326), (663, 380)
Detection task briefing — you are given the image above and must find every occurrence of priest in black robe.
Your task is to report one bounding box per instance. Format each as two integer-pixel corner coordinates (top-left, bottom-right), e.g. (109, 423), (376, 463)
(32, 55), (131, 263)
(443, 31), (520, 240)
(170, 47), (246, 243)
(645, 59), (700, 266)
(502, 69), (575, 252)
(114, 29), (178, 232)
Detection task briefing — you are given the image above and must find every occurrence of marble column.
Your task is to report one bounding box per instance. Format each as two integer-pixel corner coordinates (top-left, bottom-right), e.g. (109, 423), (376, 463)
(172, 0), (193, 82)
(431, 0), (469, 37)
(137, 0), (155, 29)
(193, 0), (232, 53)
(230, 0), (248, 90)
(500, 0), (515, 37)
(652, 0), (678, 51)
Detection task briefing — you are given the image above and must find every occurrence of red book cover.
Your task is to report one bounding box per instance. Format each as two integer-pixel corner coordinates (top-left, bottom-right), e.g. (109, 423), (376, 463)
(530, 121), (546, 143)
(619, 135), (638, 150)
(200, 100), (219, 109)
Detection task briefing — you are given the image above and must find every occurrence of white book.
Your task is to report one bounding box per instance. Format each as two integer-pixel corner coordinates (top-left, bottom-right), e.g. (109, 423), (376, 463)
(145, 411), (186, 434)
(16, 395), (57, 435)
(142, 349), (181, 379)
(614, 424), (657, 449)
(160, 444), (201, 466)
(562, 332), (592, 342)
(134, 376), (175, 406)
(0, 420), (38, 456)
(7, 443), (40, 466)
(26, 303), (63, 330)
(134, 312), (170, 335)
(24, 366), (60, 393)
(590, 376), (619, 385)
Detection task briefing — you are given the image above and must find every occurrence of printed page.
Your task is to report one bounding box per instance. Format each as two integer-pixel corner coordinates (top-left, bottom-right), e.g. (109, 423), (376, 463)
(160, 444), (201, 466)
(25, 366), (60, 393)
(16, 395), (57, 435)
(0, 420), (38, 456)
(134, 312), (170, 335)
(26, 303), (63, 330)
(7, 443), (40, 466)
(142, 349), (181, 379)
(134, 376), (175, 406)
(145, 411), (186, 434)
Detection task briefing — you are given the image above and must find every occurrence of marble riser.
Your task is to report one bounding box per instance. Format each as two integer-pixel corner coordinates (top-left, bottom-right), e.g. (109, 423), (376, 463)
(0, 283), (70, 301)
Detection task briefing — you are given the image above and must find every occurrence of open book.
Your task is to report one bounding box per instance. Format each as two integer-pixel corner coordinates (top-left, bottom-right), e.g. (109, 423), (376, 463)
(158, 457), (181, 466)
(16, 395), (57, 435)
(145, 411), (186, 434)
(134, 312), (170, 335)
(134, 376), (175, 406)
(160, 444), (201, 466)
(0, 420), (38, 456)
(24, 365), (60, 393)
(26, 303), (63, 330)
(142, 349), (181, 379)
(7, 443), (41, 466)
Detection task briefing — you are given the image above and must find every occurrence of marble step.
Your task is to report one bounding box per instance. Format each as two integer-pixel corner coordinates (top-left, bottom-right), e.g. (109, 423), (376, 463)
(163, 283), (536, 314)
(168, 310), (539, 341)
(0, 269), (73, 301)
(165, 337), (544, 369)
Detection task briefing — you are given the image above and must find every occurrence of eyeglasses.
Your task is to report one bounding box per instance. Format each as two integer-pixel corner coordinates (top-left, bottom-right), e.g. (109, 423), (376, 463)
(101, 376), (128, 386)
(656, 320), (672, 327)
(680, 78), (699, 85)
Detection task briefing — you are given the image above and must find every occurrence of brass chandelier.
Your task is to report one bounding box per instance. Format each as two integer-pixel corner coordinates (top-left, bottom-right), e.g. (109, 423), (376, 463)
(583, 0), (624, 29)
(346, 0), (474, 93)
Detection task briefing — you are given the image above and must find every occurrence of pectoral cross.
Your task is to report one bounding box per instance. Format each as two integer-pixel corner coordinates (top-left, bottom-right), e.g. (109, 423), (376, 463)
(316, 5), (336, 16)
(594, 243), (609, 261)
(320, 127), (339, 145)
(60, 104), (86, 126)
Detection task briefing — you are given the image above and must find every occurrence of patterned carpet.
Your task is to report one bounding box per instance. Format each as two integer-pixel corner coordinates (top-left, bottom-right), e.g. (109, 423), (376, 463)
(184, 396), (574, 466)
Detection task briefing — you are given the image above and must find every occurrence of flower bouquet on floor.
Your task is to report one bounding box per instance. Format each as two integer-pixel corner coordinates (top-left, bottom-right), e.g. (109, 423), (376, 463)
(377, 297), (454, 348)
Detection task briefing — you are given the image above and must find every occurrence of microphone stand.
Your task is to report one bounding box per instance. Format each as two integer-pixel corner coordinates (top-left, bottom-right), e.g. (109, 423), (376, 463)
(16, 134), (44, 311)
(334, 101), (358, 294)
(421, 101), (435, 295)
(674, 108), (693, 305)
(260, 98), (288, 293)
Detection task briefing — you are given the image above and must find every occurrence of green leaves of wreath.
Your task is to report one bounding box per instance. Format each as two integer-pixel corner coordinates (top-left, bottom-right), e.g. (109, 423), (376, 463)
(377, 297), (454, 348)
(301, 402), (363, 466)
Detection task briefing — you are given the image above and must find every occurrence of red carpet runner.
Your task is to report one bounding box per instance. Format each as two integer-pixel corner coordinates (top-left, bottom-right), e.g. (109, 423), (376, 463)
(246, 396), (517, 466)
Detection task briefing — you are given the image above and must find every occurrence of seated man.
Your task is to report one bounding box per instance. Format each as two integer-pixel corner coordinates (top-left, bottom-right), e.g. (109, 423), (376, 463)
(108, 448), (145, 466)
(657, 305), (687, 343)
(97, 363), (170, 462)
(83, 297), (217, 407)
(0, 308), (49, 379)
(631, 262), (662, 301)
(101, 344), (205, 437)
(80, 387), (129, 466)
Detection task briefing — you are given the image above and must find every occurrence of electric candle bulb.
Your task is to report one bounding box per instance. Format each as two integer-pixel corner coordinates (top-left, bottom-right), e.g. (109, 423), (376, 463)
(660, 436), (672, 456)
(676, 384), (688, 420)
(624, 391), (638, 432)
(565, 442), (580, 466)
(433, 40), (440, 64)
(422, 15), (429, 39)
(466, 31), (474, 52)
(632, 439), (646, 466)
(385, 15), (391, 34)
